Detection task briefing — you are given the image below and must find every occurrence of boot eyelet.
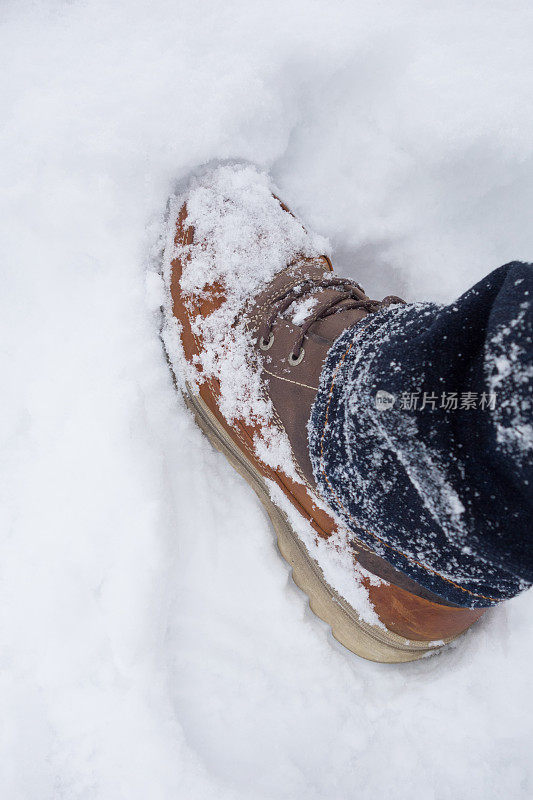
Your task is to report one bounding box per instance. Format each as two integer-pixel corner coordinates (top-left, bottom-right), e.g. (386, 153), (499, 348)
(288, 349), (305, 365)
(259, 333), (274, 351)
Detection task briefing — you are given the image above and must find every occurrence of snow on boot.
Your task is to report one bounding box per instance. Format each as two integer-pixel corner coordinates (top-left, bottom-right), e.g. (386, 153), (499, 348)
(160, 162), (484, 663)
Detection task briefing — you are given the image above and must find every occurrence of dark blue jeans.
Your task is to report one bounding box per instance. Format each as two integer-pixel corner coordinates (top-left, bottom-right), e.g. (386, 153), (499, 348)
(308, 263), (532, 608)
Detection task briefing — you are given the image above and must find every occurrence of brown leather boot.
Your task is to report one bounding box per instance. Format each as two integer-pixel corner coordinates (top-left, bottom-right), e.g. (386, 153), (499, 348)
(161, 162), (484, 663)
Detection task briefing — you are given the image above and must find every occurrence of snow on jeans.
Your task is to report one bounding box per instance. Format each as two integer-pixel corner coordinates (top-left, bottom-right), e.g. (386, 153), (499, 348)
(308, 262), (533, 608)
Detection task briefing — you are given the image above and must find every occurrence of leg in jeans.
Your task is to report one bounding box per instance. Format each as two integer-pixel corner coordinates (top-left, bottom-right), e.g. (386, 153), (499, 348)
(309, 262), (533, 608)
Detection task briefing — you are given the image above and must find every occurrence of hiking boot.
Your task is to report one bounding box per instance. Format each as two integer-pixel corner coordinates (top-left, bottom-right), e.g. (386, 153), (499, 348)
(160, 162), (484, 663)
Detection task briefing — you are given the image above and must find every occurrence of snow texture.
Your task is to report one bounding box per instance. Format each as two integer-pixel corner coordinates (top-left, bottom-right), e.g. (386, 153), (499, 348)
(161, 163), (326, 481)
(486, 301), (533, 461)
(287, 296), (319, 325)
(265, 479), (387, 630)
(2, 1), (533, 799)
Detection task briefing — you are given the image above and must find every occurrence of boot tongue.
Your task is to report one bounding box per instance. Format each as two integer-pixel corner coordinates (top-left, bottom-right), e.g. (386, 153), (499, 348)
(245, 256), (332, 320)
(246, 255), (371, 346)
(310, 297), (370, 343)
(287, 257), (371, 343)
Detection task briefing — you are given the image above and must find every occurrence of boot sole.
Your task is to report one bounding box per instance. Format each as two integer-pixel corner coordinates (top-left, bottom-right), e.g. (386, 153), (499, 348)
(181, 383), (452, 663)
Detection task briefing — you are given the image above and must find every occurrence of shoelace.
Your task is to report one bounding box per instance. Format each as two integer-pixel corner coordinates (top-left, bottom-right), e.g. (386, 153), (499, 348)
(258, 275), (386, 363)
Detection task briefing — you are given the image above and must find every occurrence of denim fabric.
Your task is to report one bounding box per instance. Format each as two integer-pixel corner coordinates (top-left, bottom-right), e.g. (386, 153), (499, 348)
(308, 263), (533, 607)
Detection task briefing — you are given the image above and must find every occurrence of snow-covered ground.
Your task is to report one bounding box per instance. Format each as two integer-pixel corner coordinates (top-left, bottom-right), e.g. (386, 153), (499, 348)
(2, 1), (533, 797)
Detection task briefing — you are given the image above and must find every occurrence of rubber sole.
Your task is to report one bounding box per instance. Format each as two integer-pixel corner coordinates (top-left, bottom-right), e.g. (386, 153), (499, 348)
(181, 383), (452, 663)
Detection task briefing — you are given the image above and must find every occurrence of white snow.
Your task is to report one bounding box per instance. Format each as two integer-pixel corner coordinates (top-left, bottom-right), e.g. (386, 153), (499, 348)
(486, 302), (533, 460)
(160, 163), (325, 482)
(2, 1), (533, 799)
(287, 296), (319, 325)
(265, 479), (386, 629)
